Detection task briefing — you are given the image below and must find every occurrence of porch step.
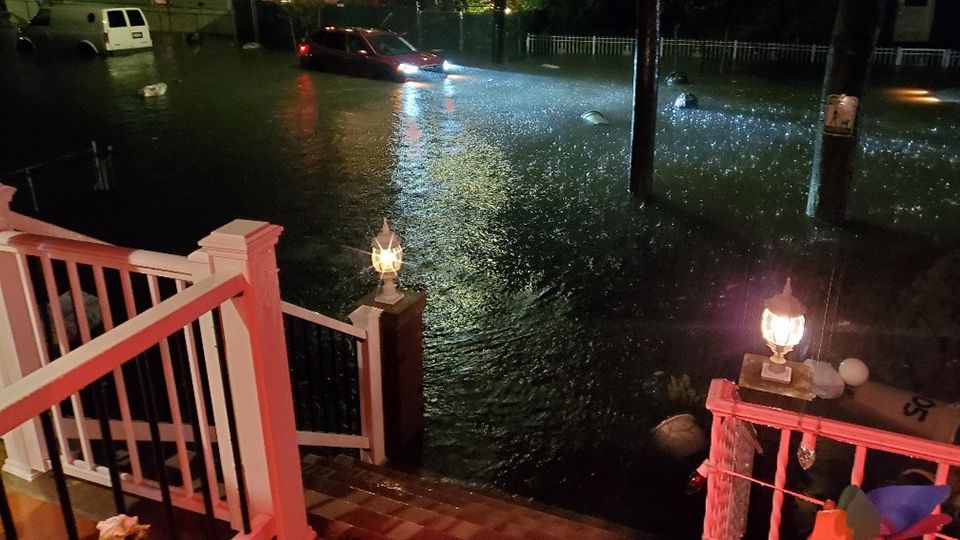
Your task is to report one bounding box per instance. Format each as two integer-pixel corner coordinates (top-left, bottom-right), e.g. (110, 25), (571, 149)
(301, 454), (634, 540)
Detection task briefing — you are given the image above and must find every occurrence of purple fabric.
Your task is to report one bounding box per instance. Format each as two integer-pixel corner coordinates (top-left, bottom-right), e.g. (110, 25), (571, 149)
(866, 485), (950, 534)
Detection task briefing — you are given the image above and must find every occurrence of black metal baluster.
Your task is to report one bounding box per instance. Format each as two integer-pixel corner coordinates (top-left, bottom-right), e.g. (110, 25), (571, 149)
(0, 464), (18, 540)
(173, 331), (217, 537)
(313, 326), (340, 433)
(323, 329), (345, 433)
(133, 352), (176, 539)
(213, 308), (251, 534)
(93, 377), (125, 514)
(288, 317), (310, 431)
(330, 331), (346, 433)
(39, 411), (79, 540)
(300, 318), (322, 432)
(343, 334), (362, 434)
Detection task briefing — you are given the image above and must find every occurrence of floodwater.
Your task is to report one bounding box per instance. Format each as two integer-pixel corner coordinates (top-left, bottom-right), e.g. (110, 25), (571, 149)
(2, 32), (960, 537)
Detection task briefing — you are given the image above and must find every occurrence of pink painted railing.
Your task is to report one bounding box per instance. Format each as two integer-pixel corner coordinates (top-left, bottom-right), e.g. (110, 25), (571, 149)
(702, 379), (960, 540)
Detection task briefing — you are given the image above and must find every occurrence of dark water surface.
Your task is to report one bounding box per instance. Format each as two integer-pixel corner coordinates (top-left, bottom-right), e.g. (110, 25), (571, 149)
(2, 32), (960, 536)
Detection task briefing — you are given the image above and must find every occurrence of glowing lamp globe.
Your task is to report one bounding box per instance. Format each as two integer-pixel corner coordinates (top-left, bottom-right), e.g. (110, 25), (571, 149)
(759, 278), (806, 383)
(371, 218), (404, 304)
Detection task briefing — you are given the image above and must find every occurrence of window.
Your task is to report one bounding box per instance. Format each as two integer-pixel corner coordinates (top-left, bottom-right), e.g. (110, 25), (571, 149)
(29, 9), (50, 26)
(125, 9), (146, 26)
(366, 34), (416, 56)
(325, 32), (345, 50)
(107, 10), (127, 28)
(904, 0), (928, 5)
(347, 35), (367, 53)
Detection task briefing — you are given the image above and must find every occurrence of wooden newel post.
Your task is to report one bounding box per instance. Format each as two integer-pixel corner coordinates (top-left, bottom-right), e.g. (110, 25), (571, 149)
(198, 220), (315, 540)
(0, 185), (50, 480)
(354, 291), (427, 466)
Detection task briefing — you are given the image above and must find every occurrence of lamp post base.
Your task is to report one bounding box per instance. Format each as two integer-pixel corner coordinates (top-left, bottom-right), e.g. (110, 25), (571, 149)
(761, 361), (793, 384)
(738, 353), (815, 401)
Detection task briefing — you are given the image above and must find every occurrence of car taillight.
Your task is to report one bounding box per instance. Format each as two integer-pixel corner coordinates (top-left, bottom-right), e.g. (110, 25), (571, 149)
(298, 43), (310, 56)
(103, 32), (109, 44)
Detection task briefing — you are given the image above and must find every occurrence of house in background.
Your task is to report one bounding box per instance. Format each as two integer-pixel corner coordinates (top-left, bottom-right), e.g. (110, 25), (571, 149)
(888, 0), (960, 48)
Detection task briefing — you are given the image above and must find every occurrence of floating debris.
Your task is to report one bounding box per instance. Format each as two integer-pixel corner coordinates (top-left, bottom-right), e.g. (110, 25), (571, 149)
(666, 71), (689, 85)
(540, 63), (560, 69)
(674, 92), (699, 109)
(242, 42), (262, 50)
(138, 82), (167, 97)
(580, 110), (609, 125)
(650, 414), (705, 459)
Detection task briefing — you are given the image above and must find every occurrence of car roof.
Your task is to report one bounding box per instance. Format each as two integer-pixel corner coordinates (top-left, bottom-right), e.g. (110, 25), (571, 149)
(322, 26), (394, 35)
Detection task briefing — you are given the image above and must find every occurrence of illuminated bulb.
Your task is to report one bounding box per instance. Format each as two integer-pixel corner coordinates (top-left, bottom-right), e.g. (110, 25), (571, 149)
(371, 218), (404, 304)
(760, 278), (806, 384)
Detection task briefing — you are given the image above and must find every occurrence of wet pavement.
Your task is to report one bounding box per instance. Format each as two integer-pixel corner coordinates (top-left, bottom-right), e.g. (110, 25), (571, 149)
(2, 31), (960, 536)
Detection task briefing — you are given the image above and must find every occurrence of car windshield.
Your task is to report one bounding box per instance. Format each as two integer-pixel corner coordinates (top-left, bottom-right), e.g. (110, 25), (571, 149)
(366, 34), (416, 56)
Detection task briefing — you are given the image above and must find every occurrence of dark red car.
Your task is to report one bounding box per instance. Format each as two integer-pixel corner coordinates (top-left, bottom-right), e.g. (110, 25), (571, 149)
(298, 26), (450, 82)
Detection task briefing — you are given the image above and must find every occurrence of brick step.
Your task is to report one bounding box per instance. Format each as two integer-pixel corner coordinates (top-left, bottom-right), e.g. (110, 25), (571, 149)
(305, 488), (478, 540)
(307, 509), (390, 540)
(318, 457), (559, 539)
(325, 455), (632, 540)
(304, 469), (515, 540)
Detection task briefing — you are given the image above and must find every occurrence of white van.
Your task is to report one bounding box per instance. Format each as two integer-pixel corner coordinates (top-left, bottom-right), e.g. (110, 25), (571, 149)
(17, 5), (153, 56)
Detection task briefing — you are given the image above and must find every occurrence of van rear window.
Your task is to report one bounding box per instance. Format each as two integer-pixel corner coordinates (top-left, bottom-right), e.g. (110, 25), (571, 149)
(125, 9), (145, 26)
(29, 9), (50, 26)
(107, 10), (127, 28)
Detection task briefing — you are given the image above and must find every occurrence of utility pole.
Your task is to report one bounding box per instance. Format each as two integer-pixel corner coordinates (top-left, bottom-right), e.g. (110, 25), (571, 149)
(807, 0), (886, 224)
(492, 0), (505, 64)
(628, 0), (660, 200)
(250, 0), (260, 43)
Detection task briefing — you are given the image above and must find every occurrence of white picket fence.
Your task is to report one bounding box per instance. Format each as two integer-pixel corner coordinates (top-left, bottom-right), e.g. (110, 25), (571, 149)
(525, 35), (960, 69)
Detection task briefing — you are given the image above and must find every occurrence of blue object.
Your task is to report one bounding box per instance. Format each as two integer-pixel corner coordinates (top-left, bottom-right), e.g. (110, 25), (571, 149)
(866, 484), (950, 534)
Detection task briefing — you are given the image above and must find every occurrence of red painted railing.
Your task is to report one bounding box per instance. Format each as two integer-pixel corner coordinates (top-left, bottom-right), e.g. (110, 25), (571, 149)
(703, 379), (960, 540)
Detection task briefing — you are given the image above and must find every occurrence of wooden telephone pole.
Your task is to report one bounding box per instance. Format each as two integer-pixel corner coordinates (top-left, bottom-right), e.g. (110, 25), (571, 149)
(629, 0), (660, 201)
(807, 0), (886, 224)
(492, 0), (506, 63)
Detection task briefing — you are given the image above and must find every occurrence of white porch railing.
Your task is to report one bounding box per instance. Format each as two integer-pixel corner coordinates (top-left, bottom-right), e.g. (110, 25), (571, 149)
(525, 35), (960, 69)
(0, 185), (325, 539)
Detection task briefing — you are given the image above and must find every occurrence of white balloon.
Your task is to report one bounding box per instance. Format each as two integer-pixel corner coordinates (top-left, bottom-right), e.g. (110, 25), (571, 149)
(839, 358), (870, 386)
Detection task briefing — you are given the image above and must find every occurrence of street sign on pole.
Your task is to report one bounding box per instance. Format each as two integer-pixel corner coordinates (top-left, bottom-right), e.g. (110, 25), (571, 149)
(823, 94), (859, 137)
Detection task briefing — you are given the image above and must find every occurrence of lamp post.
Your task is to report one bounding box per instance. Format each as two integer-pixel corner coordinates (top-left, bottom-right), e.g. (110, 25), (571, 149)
(759, 278), (806, 384)
(371, 218), (404, 305)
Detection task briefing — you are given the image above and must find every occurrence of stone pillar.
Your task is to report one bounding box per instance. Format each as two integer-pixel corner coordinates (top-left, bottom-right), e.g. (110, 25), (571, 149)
(0, 185), (50, 480)
(355, 291), (426, 466)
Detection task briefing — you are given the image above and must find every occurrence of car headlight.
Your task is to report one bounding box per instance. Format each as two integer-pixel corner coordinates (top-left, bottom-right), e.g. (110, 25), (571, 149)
(442, 60), (453, 72)
(397, 63), (419, 75)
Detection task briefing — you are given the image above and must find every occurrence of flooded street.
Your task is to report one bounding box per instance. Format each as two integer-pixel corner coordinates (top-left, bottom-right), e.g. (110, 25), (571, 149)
(3, 32), (960, 535)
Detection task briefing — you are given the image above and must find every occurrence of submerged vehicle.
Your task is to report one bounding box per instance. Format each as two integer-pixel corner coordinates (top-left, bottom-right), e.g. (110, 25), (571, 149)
(298, 26), (450, 82)
(17, 5), (153, 56)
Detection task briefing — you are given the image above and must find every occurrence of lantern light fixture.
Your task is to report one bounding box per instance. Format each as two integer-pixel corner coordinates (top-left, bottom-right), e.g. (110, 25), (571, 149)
(371, 218), (404, 305)
(760, 278), (806, 384)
